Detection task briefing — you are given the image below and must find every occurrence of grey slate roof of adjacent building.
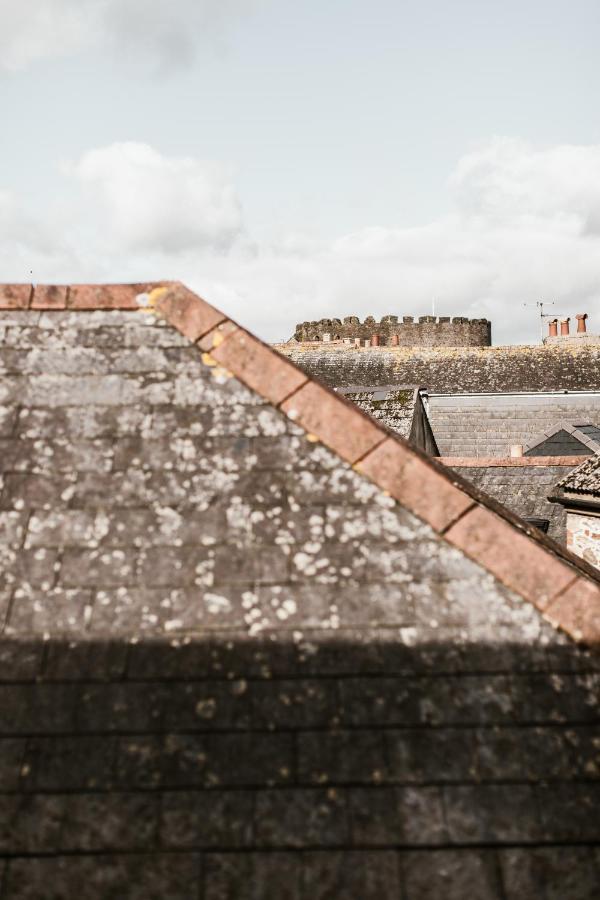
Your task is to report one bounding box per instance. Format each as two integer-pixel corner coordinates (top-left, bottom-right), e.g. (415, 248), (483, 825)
(426, 392), (600, 457)
(447, 463), (577, 542)
(335, 385), (439, 455)
(1, 293), (600, 898)
(524, 422), (600, 457)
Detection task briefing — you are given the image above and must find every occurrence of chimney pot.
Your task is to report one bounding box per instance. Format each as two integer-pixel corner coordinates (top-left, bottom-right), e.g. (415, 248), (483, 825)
(370, 334), (380, 347)
(354, 338), (361, 348)
(560, 318), (570, 336)
(391, 334), (399, 346)
(576, 313), (588, 333)
(548, 318), (558, 337)
(510, 444), (524, 458)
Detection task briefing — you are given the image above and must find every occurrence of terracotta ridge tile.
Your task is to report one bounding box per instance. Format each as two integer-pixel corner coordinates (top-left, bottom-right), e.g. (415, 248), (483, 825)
(0, 284), (33, 309)
(440, 456), (591, 467)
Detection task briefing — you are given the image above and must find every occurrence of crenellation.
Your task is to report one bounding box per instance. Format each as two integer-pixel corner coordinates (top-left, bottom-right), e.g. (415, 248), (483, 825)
(293, 314), (491, 346)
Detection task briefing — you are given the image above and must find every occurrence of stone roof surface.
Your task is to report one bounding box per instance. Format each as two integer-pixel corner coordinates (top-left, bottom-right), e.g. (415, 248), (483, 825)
(274, 341), (600, 393)
(1, 282), (600, 898)
(428, 393), (600, 457)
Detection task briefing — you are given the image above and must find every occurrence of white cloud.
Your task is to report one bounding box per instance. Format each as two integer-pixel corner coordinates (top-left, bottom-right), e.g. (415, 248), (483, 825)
(2, 137), (600, 345)
(68, 142), (243, 253)
(0, 0), (256, 71)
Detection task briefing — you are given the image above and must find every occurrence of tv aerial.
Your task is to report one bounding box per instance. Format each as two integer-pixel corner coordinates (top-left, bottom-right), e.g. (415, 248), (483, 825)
(523, 301), (566, 343)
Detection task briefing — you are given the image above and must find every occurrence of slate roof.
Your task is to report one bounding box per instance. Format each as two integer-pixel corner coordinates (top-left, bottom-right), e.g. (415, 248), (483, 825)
(553, 454), (600, 498)
(445, 459), (582, 543)
(524, 422), (600, 457)
(335, 385), (439, 454)
(275, 340), (600, 393)
(1, 282), (600, 898)
(427, 392), (600, 457)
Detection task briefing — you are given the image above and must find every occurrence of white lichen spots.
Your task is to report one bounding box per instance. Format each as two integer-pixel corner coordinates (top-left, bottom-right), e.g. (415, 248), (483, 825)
(241, 591), (258, 610)
(230, 679), (248, 696)
(204, 593), (232, 615)
(164, 619), (184, 631)
(195, 698), (217, 719)
(275, 599), (297, 621)
(399, 627), (418, 646)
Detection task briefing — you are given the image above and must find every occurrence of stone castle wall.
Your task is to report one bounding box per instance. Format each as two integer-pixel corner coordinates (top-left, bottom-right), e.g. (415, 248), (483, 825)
(294, 315), (491, 347)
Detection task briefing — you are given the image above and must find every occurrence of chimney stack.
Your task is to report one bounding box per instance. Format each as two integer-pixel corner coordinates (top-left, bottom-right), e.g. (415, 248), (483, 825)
(548, 319), (558, 337)
(560, 318), (570, 336)
(576, 313), (588, 333)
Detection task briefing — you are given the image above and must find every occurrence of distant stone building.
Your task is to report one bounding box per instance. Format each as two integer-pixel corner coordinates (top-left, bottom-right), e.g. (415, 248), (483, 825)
(293, 314), (491, 347)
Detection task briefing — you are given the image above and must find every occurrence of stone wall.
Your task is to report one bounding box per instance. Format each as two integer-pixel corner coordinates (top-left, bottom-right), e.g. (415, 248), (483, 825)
(567, 510), (600, 569)
(293, 316), (491, 347)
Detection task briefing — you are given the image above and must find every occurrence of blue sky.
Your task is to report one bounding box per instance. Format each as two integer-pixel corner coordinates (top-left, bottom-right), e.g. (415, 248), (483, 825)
(2, 0), (600, 342)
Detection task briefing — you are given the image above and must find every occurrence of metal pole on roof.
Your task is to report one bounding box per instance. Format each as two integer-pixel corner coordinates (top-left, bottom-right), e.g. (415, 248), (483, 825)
(523, 300), (563, 343)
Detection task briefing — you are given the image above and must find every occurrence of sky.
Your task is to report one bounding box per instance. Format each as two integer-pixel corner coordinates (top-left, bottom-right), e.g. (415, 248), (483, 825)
(2, 0), (600, 344)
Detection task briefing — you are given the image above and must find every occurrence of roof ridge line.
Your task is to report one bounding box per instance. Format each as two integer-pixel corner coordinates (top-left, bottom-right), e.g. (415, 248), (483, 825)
(3, 280), (600, 646)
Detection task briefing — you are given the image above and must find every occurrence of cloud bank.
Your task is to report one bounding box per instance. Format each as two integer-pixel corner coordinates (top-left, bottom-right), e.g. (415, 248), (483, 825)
(0, 0), (255, 71)
(2, 137), (600, 344)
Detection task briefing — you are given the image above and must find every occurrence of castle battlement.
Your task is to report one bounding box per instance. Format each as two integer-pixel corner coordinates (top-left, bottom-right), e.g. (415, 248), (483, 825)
(293, 315), (491, 347)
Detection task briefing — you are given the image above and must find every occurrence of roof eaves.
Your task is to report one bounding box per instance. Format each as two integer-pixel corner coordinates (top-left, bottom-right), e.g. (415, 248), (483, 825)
(3, 281), (600, 647)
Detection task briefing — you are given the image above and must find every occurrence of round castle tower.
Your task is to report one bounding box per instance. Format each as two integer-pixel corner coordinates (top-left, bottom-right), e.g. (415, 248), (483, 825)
(293, 315), (491, 348)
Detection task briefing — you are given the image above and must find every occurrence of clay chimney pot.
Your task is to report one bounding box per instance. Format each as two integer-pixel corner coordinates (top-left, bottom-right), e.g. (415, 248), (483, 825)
(548, 319), (558, 337)
(370, 334), (380, 347)
(560, 318), (570, 336)
(391, 334), (399, 346)
(576, 313), (588, 333)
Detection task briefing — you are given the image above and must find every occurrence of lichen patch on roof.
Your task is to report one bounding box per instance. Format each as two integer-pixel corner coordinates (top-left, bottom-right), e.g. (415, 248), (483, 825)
(554, 454), (600, 496)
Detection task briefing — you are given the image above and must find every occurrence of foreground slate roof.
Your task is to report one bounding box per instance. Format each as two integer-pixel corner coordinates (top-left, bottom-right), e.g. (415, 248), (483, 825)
(1, 282), (600, 899)
(275, 340), (600, 393)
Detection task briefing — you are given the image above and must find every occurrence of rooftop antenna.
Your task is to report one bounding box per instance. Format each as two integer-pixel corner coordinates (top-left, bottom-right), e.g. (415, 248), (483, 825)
(522, 300), (566, 343)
